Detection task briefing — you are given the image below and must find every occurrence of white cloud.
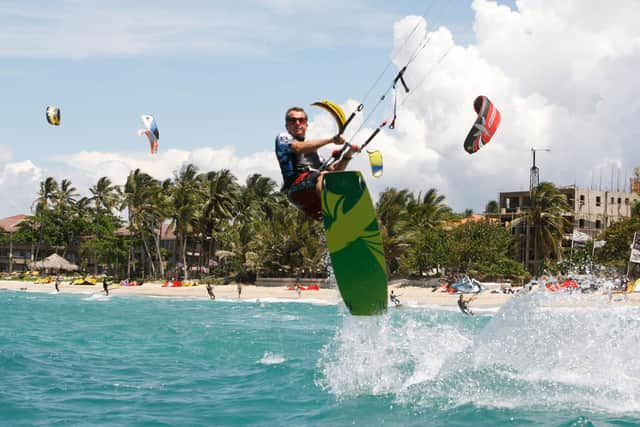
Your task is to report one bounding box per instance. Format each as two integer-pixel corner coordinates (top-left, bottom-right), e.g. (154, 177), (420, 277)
(55, 146), (279, 188)
(0, 145), (12, 163)
(3, 0), (639, 216)
(0, 0), (396, 58)
(339, 0), (640, 211)
(0, 160), (42, 216)
(0, 146), (280, 217)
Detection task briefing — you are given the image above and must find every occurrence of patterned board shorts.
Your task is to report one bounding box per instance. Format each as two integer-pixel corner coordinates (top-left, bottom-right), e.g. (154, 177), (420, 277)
(287, 171), (322, 221)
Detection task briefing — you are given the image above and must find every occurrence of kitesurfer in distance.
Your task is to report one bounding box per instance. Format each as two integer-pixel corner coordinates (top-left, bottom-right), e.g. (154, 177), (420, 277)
(457, 294), (474, 315)
(275, 107), (357, 221)
(103, 276), (109, 296)
(206, 283), (215, 300)
(390, 290), (401, 306)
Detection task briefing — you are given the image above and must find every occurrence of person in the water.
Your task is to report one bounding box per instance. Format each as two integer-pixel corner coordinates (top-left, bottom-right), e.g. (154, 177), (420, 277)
(457, 294), (474, 315)
(206, 283), (215, 300)
(390, 290), (401, 306)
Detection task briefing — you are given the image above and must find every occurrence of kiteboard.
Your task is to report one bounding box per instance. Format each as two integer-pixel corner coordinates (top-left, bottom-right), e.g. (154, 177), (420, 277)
(321, 171), (387, 315)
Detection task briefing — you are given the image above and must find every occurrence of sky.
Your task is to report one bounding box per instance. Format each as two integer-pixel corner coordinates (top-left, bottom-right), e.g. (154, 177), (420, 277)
(1, 0), (639, 218)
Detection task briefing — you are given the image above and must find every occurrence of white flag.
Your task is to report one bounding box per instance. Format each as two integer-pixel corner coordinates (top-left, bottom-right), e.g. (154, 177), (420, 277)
(572, 230), (592, 242)
(593, 240), (606, 248)
(630, 233), (640, 263)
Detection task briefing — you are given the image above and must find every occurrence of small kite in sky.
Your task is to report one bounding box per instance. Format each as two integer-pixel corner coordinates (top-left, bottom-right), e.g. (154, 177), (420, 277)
(137, 114), (159, 154)
(46, 106), (61, 126)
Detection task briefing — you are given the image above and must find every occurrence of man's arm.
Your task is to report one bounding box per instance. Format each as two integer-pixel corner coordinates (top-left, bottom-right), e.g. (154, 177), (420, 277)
(292, 135), (345, 154)
(329, 143), (360, 172)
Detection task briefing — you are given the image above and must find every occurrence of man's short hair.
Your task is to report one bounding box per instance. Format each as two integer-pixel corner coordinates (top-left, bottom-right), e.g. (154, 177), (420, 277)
(285, 107), (307, 122)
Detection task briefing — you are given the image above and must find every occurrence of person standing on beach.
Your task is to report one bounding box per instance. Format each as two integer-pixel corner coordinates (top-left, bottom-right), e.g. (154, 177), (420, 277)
(294, 274), (302, 297)
(102, 277), (109, 296)
(237, 283), (242, 299)
(206, 283), (215, 300)
(54, 275), (60, 293)
(275, 106), (356, 221)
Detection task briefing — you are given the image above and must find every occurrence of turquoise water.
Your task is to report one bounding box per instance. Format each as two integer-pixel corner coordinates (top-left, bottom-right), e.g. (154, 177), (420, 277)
(1, 289), (640, 426)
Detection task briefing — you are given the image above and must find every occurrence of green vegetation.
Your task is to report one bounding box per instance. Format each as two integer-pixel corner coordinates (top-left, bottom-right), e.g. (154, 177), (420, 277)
(5, 170), (635, 282)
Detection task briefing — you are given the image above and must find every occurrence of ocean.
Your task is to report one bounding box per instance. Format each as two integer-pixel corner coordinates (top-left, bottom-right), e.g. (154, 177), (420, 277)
(1, 289), (639, 426)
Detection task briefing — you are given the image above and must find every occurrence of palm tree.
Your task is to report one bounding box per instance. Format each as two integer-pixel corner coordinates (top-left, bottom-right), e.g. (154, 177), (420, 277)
(170, 164), (203, 280)
(405, 188), (451, 231)
(32, 177), (58, 261)
(252, 201), (316, 277)
(52, 179), (79, 258)
(148, 179), (172, 279)
(122, 169), (162, 278)
(485, 200), (499, 214)
(241, 174), (278, 219)
(509, 182), (570, 275)
(376, 188), (411, 277)
(89, 176), (122, 274)
(203, 169), (238, 224)
(400, 188), (451, 277)
(90, 177), (120, 215)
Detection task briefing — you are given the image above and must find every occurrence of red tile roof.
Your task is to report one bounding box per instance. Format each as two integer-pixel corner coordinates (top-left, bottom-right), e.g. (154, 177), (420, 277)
(0, 214), (27, 233)
(115, 223), (176, 240)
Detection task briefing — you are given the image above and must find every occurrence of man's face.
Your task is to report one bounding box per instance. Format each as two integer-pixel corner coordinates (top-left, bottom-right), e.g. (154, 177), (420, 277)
(286, 112), (308, 140)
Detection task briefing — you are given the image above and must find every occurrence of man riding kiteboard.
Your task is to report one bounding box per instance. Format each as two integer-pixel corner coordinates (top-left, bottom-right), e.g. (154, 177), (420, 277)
(275, 106), (357, 221)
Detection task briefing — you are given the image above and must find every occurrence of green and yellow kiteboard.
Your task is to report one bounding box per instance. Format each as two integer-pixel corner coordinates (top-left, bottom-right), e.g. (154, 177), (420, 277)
(322, 171), (388, 315)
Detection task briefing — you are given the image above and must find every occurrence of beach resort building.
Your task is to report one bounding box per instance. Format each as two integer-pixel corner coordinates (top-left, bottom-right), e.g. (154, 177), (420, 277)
(497, 186), (640, 271)
(0, 215), (181, 276)
(0, 214), (30, 273)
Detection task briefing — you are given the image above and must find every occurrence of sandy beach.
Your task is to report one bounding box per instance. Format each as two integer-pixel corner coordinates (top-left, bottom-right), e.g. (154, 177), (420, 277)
(2, 279), (639, 309)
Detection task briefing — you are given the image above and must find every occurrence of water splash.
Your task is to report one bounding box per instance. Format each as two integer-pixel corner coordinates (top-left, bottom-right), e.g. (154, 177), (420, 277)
(317, 310), (471, 397)
(258, 352), (286, 365)
(317, 291), (640, 415)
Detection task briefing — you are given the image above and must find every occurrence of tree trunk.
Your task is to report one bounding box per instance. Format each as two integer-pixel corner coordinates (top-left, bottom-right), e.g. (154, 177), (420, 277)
(153, 220), (165, 279)
(127, 242), (133, 278)
(140, 230), (157, 279)
(524, 220), (531, 273)
(182, 235), (189, 281)
(34, 218), (45, 262)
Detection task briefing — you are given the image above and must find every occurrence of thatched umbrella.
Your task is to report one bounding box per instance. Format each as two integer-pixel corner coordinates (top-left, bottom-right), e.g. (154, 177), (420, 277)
(30, 253), (79, 272)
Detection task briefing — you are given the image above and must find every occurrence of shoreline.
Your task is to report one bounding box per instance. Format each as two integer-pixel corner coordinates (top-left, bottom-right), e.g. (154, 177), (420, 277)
(1, 280), (638, 308)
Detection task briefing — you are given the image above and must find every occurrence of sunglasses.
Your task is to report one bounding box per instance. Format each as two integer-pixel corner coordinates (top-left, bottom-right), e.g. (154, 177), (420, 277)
(286, 116), (308, 124)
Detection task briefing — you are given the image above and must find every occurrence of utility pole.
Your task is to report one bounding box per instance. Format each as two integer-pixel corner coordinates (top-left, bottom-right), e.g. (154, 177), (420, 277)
(527, 147), (550, 275)
(530, 147), (551, 192)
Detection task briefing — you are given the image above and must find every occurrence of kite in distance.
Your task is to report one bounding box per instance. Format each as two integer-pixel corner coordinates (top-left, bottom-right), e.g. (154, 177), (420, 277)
(463, 96), (501, 154)
(367, 150), (383, 178)
(137, 114), (159, 154)
(46, 106), (61, 126)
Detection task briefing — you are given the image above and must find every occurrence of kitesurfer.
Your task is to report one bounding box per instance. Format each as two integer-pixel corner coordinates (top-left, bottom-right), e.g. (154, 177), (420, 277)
(103, 277), (109, 296)
(206, 283), (215, 300)
(390, 290), (401, 306)
(457, 294), (474, 316)
(275, 107), (356, 221)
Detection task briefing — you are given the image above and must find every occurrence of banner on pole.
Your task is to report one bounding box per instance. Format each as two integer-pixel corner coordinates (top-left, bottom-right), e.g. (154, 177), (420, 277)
(629, 233), (640, 263)
(593, 240), (606, 249)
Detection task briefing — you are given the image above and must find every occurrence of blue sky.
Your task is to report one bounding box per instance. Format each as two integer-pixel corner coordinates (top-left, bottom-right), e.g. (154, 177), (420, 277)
(1, 0), (638, 217)
(0, 0), (481, 160)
